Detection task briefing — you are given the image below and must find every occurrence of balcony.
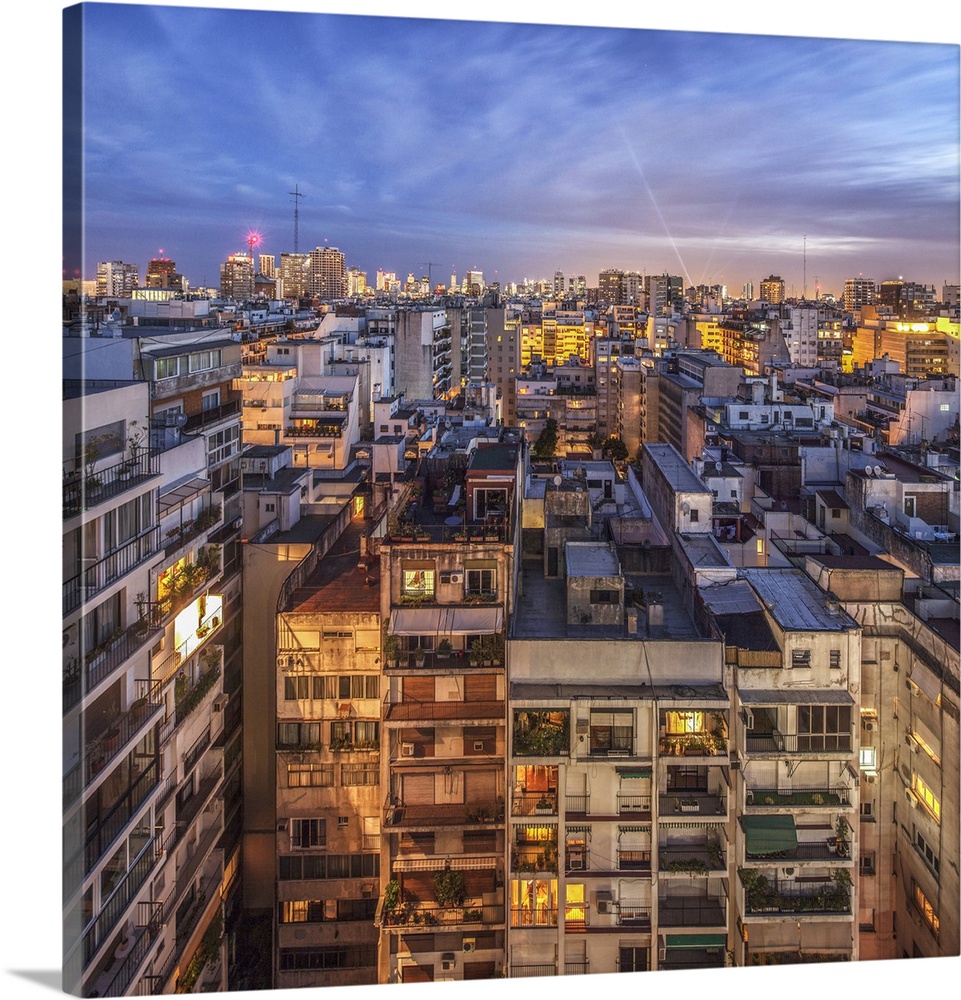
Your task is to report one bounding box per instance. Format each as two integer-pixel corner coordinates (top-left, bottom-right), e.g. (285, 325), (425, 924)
(740, 872), (852, 917)
(659, 733), (728, 758)
(617, 850), (653, 873)
(385, 799), (504, 829)
(64, 689), (165, 804)
(384, 698), (504, 724)
(617, 793), (652, 817)
(510, 907), (557, 929)
(511, 791), (558, 817)
(745, 786), (853, 808)
(511, 845), (558, 874)
(381, 902), (503, 929)
(616, 905), (652, 929)
(63, 526), (161, 615)
(63, 451), (160, 519)
(564, 902), (590, 931)
(659, 844), (726, 875)
(182, 398), (240, 433)
(659, 790), (727, 817)
(657, 895), (727, 928)
(745, 730), (853, 755)
(510, 964), (557, 978)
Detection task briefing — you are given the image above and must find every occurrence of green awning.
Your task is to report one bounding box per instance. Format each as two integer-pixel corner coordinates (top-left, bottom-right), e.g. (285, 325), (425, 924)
(616, 767), (652, 778)
(742, 814), (798, 855)
(665, 934), (726, 950)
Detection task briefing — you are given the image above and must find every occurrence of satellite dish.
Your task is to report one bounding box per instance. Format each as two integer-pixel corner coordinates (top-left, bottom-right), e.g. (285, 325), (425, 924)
(681, 502), (690, 514)
(864, 466), (874, 477)
(715, 461), (723, 472)
(553, 475), (562, 486)
(873, 465), (882, 476)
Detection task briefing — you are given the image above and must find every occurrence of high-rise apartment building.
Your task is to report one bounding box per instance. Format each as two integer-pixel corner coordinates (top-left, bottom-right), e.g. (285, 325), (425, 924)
(465, 270), (485, 296)
(259, 254), (275, 278)
(145, 256), (184, 291)
(759, 274), (785, 304)
(96, 260), (140, 297)
(487, 305), (522, 425)
(844, 278), (877, 313)
(220, 253), (255, 301)
(280, 252), (311, 300)
(63, 327), (247, 996)
(308, 246), (347, 300)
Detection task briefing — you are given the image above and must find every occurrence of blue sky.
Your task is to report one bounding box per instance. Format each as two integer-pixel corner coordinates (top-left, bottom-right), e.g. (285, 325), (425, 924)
(67, 3), (959, 297)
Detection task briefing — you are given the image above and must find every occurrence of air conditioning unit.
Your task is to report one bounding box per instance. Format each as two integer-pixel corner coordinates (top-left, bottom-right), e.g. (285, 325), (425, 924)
(780, 867), (795, 878)
(658, 946), (667, 963)
(213, 693), (229, 712)
(449, 573), (463, 585)
(462, 938), (476, 954)
(730, 751), (741, 770)
(595, 891), (614, 914)
(473, 741), (485, 752)
(863, 721), (874, 732)
(441, 953), (456, 972)
(401, 743), (415, 757)
(865, 775), (876, 784)
(905, 788), (918, 809)
(742, 708), (754, 730)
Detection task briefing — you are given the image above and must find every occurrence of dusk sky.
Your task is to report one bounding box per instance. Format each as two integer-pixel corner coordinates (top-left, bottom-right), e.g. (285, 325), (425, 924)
(68, 3), (960, 298)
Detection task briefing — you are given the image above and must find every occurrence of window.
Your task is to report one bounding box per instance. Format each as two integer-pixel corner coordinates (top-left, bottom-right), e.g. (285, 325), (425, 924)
(589, 589), (618, 604)
(202, 389), (221, 412)
(860, 747), (878, 772)
(279, 900), (326, 923)
(337, 816), (349, 828)
(860, 800), (874, 820)
(796, 705), (851, 751)
(287, 764), (334, 788)
(665, 711), (704, 734)
(278, 722), (322, 748)
(402, 568), (435, 597)
(278, 945), (377, 971)
(830, 649), (841, 669)
(338, 675), (378, 699)
(860, 853), (876, 876)
(337, 898), (378, 921)
(689, 508), (699, 523)
(290, 818), (326, 849)
(791, 649), (811, 668)
(341, 764), (378, 786)
(916, 831), (940, 875)
(590, 710), (633, 753)
(466, 567), (496, 596)
(912, 774), (941, 822)
(913, 883), (940, 935)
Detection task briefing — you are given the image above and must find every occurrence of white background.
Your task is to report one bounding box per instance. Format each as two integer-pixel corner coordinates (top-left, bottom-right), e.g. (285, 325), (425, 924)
(7, 2), (958, 998)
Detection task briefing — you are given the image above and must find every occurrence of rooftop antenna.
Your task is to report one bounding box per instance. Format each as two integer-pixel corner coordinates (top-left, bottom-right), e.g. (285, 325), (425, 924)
(290, 184), (305, 253)
(803, 235), (807, 300)
(419, 262), (438, 286)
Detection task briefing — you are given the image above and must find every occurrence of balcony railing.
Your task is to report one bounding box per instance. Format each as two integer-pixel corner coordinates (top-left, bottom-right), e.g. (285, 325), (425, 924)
(63, 451), (160, 519)
(510, 907), (558, 928)
(657, 896), (727, 928)
(511, 847), (558, 874)
(659, 733), (728, 757)
(659, 846), (726, 873)
(566, 794), (589, 814)
(510, 964), (557, 978)
(617, 794), (651, 816)
(384, 698), (504, 723)
(746, 731), (853, 754)
(564, 961), (590, 975)
(746, 786), (852, 808)
(743, 884), (851, 916)
(659, 791), (726, 816)
(511, 791), (558, 816)
(385, 799), (504, 828)
(564, 903), (590, 930)
(182, 398), (240, 433)
(382, 902), (503, 928)
(617, 850), (652, 872)
(617, 905), (651, 929)
(63, 527), (161, 615)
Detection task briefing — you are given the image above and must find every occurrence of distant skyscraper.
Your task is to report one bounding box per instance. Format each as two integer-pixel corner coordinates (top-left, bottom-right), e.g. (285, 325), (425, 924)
(219, 252), (254, 300)
(280, 252), (310, 299)
(553, 270), (565, 296)
(759, 274), (785, 304)
(742, 281), (754, 300)
(145, 255), (184, 291)
(259, 253), (275, 278)
(465, 269), (484, 295)
(95, 260), (139, 297)
(308, 245), (347, 299)
(843, 277), (876, 312)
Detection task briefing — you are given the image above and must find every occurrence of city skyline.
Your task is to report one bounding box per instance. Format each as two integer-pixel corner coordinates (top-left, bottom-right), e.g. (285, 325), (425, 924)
(66, 4), (959, 299)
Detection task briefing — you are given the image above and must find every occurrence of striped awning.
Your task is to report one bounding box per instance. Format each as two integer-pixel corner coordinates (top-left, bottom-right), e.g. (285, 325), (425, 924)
(742, 815), (798, 855)
(665, 934), (726, 950)
(616, 767), (652, 778)
(390, 606), (503, 636)
(392, 856), (496, 872)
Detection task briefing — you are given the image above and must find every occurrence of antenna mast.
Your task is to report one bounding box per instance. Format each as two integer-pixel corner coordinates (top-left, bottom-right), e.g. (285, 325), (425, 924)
(803, 235), (807, 300)
(419, 261), (438, 287)
(290, 184), (305, 253)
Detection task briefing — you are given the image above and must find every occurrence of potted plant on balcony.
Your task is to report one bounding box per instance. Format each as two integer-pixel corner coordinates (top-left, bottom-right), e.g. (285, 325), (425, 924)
(834, 816), (850, 858)
(82, 433), (111, 497)
(535, 795), (553, 815)
(436, 638), (452, 659)
(433, 869), (465, 909)
(382, 631), (400, 666)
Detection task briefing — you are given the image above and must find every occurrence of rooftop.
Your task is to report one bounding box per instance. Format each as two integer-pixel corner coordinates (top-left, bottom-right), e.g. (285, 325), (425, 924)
(739, 568), (858, 632)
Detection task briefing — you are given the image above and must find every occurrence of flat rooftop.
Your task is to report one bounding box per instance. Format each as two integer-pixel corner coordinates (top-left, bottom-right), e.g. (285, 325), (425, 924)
(644, 444), (711, 495)
(739, 568), (858, 632)
(512, 567), (702, 641)
(566, 542), (620, 578)
(283, 518), (381, 614)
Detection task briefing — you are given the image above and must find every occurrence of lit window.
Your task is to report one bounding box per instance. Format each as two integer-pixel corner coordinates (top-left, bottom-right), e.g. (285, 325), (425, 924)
(665, 711), (703, 735)
(913, 883), (940, 935)
(859, 747), (877, 772)
(912, 774), (941, 822)
(402, 568), (435, 597)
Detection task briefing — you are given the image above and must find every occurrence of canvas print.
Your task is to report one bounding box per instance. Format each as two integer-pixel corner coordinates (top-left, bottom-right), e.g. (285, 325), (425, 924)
(61, 2), (960, 997)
